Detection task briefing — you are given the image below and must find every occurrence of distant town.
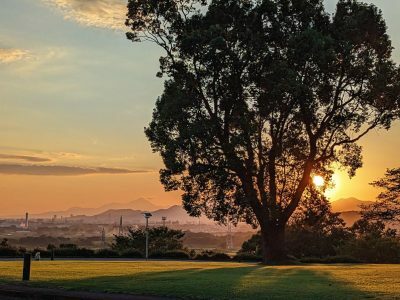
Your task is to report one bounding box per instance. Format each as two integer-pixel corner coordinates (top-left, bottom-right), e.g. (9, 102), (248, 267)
(0, 197), (384, 252)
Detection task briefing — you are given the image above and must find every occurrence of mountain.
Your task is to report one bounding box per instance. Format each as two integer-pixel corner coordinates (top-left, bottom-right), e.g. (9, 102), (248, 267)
(331, 197), (373, 213)
(96, 198), (161, 213)
(69, 209), (144, 224)
(150, 205), (210, 223)
(339, 211), (362, 226)
(67, 205), (211, 225)
(30, 198), (162, 219)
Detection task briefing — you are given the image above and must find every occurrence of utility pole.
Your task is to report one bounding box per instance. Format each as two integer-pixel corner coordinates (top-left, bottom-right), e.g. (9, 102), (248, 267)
(226, 221), (233, 250)
(118, 216), (123, 235)
(25, 212), (29, 229)
(101, 227), (106, 246)
(143, 213), (152, 260)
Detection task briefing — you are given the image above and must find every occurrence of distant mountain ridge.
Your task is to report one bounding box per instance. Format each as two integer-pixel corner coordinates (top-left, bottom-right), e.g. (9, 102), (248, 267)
(12, 196), (375, 227)
(68, 205), (211, 224)
(30, 198), (163, 219)
(331, 197), (373, 213)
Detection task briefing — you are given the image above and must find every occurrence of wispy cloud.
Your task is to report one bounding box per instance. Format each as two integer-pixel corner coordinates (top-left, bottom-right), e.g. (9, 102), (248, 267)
(0, 48), (31, 63)
(43, 0), (127, 30)
(0, 163), (146, 176)
(0, 154), (51, 163)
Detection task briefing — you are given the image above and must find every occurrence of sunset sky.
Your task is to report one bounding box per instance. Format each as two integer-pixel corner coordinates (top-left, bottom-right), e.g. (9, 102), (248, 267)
(1, 0), (399, 216)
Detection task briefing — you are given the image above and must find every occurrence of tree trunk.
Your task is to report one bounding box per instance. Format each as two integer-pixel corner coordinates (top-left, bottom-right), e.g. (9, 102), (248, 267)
(260, 224), (286, 264)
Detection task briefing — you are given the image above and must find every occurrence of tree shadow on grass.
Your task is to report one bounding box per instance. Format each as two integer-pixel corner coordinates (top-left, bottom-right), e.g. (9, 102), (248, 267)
(28, 265), (380, 299)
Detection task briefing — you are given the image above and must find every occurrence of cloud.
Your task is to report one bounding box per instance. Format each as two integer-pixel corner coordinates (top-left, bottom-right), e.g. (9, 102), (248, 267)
(0, 154), (51, 163)
(43, 0), (127, 30)
(0, 163), (145, 176)
(0, 48), (31, 63)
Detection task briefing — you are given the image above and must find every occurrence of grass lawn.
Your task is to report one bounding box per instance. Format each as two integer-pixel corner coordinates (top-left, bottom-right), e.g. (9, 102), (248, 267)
(0, 260), (399, 299)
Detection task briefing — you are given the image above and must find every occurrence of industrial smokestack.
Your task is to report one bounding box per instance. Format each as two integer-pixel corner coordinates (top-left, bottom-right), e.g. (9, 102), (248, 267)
(25, 212), (29, 229)
(118, 216), (123, 235)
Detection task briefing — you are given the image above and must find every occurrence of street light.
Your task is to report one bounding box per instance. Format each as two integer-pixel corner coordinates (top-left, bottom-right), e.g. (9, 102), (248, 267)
(143, 212), (152, 259)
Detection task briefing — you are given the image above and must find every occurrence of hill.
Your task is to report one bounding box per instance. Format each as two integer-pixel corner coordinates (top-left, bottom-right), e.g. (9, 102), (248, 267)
(331, 197), (373, 213)
(30, 198), (162, 219)
(338, 211), (361, 226)
(67, 205), (211, 225)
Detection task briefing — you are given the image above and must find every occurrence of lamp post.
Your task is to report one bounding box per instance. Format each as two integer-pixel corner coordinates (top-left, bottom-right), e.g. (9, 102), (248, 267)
(143, 212), (152, 260)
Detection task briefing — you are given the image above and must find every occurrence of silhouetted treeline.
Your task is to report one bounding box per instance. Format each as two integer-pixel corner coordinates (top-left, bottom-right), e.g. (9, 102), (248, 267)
(239, 218), (400, 263)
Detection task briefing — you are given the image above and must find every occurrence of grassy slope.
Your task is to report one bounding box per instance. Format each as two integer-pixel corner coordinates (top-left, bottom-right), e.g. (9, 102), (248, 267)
(0, 261), (399, 299)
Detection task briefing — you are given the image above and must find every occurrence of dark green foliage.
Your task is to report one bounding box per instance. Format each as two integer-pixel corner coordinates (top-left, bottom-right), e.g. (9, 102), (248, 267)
(299, 256), (361, 264)
(241, 205), (400, 262)
(363, 168), (400, 223)
(233, 252), (262, 262)
(339, 218), (400, 263)
(0, 238), (9, 248)
(239, 195), (351, 258)
(0, 238), (19, 257)
(47, 244), (56, 250)
(112, 226), (185, 254)
(95, 249), (119, 258)
(127, 0), (400, 262)
(120, 249), (144, 258)
(195, 250), (231, 261)
(33, 248), (51, 258)
(54, 247), (95, 258)
(286, 193), (351, 258)
(340, 237), (400, 263)
(150, 250), (191, 260)
(239, 233), (262, 256)
(0, 247), (19, 257)
(18, 247), (27, 254)
(59, 243), (78, 249)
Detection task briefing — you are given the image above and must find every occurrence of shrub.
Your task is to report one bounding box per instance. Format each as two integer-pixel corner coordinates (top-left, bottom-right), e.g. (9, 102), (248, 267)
(18, 247), (27, 254)
(33, 248), (51, 258)
(59, 243), (77, 249)
(195, 250), (231, 261)
(233, 253), (262, 262)
(339, 236), (400, 263)
(95, 249), (119, 258)
(54, 247), (95, 258)
(299, 256), (362, 264)
(0, 247), (19, 257)
(120, 249), (143, 258)
(112, 227), (185, 254)
(150, 250), (190, 260)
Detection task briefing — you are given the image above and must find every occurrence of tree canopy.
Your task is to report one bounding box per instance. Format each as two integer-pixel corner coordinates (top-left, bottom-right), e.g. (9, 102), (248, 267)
(126, 0), (400, 261)
(112, 227), (185, 253)
(363, 168), (400, 223)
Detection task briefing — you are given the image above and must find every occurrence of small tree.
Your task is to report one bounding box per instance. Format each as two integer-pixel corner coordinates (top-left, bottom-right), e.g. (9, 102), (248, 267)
(363, 168), (400, 223)
(339, 218), (400, 263)
(286, 192), (350, 258)
(126, 0), (400, 262)
(112, 227), (185, 254)
(239, 194), (349, 258)
(0, 238), (9, 248)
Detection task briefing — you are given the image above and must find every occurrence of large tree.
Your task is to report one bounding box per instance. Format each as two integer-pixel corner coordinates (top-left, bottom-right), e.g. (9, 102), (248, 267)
(126, 0), (400, 262)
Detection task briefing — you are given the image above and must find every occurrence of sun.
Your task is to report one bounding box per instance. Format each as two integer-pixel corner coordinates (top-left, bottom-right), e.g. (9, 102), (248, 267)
(313, 175), (325, 187)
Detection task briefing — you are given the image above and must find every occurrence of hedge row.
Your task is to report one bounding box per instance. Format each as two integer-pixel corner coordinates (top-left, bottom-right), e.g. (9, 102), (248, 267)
(0, 247), (241, 261)
(0, 247), (368, 263)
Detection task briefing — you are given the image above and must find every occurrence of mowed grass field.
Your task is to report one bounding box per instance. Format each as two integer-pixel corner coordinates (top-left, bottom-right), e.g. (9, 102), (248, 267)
(0, 261), (399, 299)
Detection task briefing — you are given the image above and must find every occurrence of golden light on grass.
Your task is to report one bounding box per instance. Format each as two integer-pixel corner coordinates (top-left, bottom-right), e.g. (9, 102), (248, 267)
(313, 175), (324, 187)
